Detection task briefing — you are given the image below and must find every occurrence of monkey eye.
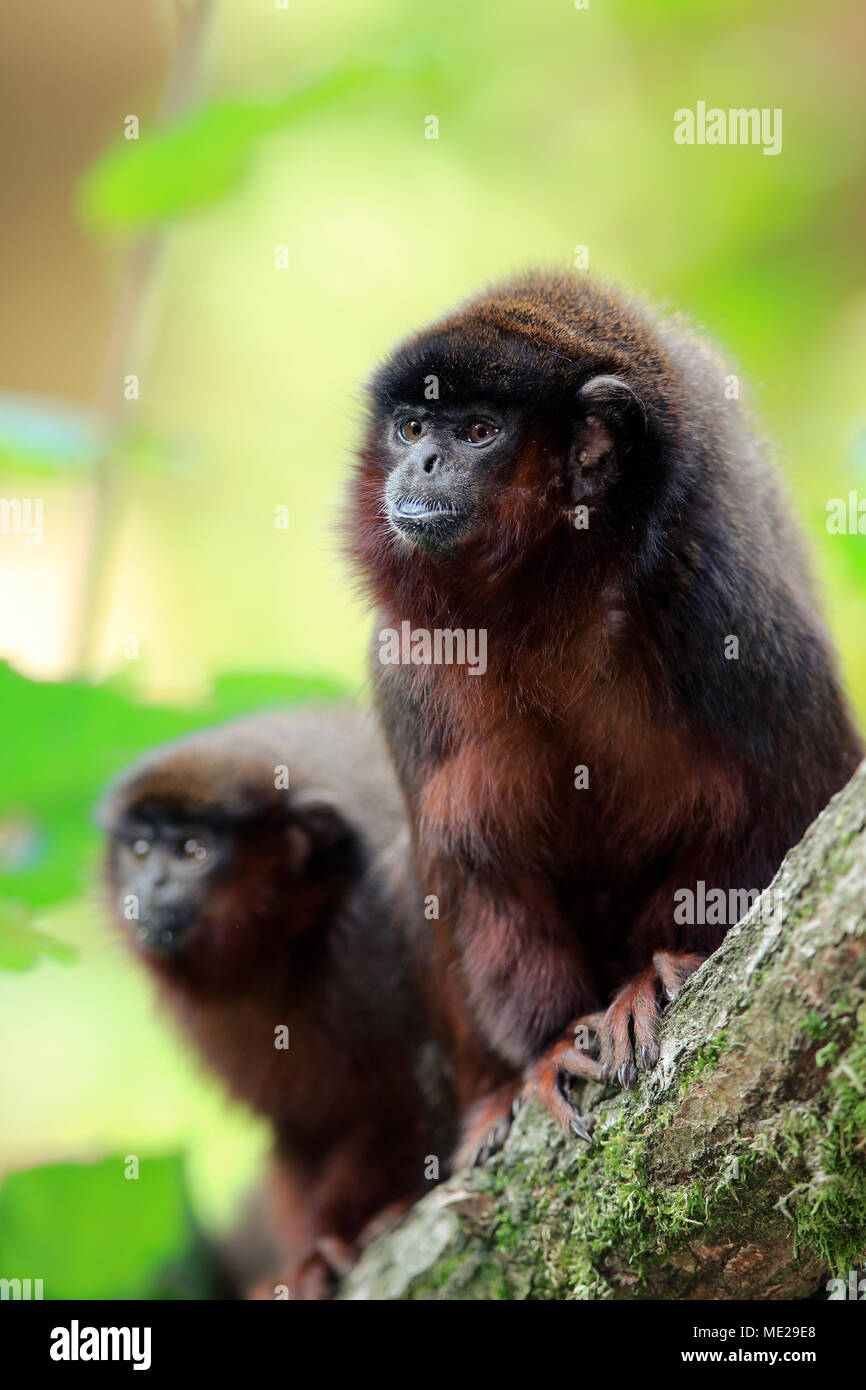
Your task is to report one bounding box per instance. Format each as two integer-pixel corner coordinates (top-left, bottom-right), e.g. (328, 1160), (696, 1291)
(459, 420), (499, 445)
(182, 838), (208, 862)
(398, 419), (424, 442)
(132, 838), (150, 858)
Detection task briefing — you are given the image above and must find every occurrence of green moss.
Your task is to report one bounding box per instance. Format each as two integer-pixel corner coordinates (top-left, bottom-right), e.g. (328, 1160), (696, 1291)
(425, 1255), (464, 1290)
(493, 1213), (520, 1254)
(518, 1033), (789, 1296)
(423, 992), (866, 1298)
(539, 1108), (707, 1291)
(676, 1030), (729, 1095)
(815, 1038), (842, 1068)
(785, 1009), (866, 1272)
(801, 1011), (829, 1044)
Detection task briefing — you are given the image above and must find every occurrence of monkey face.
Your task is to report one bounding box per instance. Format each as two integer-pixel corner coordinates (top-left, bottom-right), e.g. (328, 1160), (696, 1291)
(381, 404), (522, 557)
(103, 771), (366, 994)
(372, 381), (648, 566)
(111, 821), (227, 958)
(363, 281), (655, 572)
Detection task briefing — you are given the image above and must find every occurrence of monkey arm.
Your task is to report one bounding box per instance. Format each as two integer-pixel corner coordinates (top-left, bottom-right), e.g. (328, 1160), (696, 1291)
(529, 836), (785, 1113)
(451, 877), (598, 1068)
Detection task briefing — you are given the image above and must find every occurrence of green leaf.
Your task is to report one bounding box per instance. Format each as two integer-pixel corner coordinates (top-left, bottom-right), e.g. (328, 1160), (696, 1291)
(0, 662), (347, 911)
(0, 899), (76, 971)
(78, 48), (438, 231)
(0, 1154), (221, 1299)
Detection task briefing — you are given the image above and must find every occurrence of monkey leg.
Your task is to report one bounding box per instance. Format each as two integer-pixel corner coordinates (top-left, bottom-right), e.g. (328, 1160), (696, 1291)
(598, 950), (707, 1088)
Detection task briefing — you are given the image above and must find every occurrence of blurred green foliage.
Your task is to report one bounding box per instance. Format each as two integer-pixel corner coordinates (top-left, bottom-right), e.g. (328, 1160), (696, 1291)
(0, 900), (76, 972)
(0, 1154), (223, 1298)
(79, 49), (443, 230)
(0, 394), (101, 476)
(0, 661), (344, 917)
(0, 392), (190, 480)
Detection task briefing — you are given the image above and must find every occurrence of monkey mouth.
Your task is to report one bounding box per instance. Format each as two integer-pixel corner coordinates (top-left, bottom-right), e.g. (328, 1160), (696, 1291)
(391, 496), (466, 521)
(132, 914), (194, 958)
(388, 498), (473, 556)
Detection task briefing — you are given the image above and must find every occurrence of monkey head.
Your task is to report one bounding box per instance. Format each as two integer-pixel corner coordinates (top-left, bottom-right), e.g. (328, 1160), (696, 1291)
(354, 272), (684, 588)
(99, 724), (361, 995)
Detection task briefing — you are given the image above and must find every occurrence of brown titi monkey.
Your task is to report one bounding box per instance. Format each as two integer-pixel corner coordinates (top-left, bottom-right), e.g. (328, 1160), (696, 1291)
(100, 707), (455, 1298)
(345, 270), (863, 1147)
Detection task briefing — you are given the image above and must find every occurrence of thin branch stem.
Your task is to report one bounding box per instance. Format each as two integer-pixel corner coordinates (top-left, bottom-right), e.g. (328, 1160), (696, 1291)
(72, 0), (215, 677)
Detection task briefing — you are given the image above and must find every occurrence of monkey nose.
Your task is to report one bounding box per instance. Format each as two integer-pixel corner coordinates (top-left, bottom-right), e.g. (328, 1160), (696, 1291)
(422, 452), (440, 473)
(135, 909), (193, 957)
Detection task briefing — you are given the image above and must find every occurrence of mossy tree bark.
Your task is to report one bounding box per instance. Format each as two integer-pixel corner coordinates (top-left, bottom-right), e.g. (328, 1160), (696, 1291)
(339, 760), (866, 1301)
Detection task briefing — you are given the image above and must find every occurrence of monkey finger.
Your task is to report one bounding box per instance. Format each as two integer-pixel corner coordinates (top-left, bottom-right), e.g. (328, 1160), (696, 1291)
(633, 1005), (660, 1073)
(527, 1031), (602, 1135)
(599, 965), (660, 1087)
(653, 949), (707, 1001)
(526, 1066), (584, 1134)
(470, 1116), (514, 1168)
(454, 1080), (520, 1170)
(569, 1110), (596, 1143)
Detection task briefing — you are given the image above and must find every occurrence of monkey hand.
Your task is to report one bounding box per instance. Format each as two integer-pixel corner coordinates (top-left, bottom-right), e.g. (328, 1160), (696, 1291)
(526, 1016), (604, 1139)
(453, 1079), (523, 1170)
(528, 951), (706, 1133)
(597, 950), (707, 1088)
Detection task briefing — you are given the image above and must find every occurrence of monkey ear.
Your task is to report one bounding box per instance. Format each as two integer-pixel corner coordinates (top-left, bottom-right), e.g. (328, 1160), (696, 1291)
(568, 375), (647, 503)
(284, 788), (355, 873)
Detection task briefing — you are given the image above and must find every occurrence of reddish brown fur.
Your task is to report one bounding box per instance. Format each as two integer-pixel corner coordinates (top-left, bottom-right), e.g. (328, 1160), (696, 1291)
(101, 710), (455, 1296)
(346, 271), (863, 1136)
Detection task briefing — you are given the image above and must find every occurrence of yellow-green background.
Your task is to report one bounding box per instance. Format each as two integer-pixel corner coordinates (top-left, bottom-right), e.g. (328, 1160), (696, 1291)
(0, 0), (864, 1294)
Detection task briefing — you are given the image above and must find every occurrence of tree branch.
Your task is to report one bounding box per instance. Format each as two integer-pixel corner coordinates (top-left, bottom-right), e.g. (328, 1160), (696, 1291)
(340, 759), (866, 1300)
(73, 0), (215, 676)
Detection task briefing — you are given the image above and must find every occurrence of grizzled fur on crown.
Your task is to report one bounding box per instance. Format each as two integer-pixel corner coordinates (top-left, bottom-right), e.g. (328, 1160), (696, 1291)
(97, 706), (403, 842)
(367, 269), (686, 421)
